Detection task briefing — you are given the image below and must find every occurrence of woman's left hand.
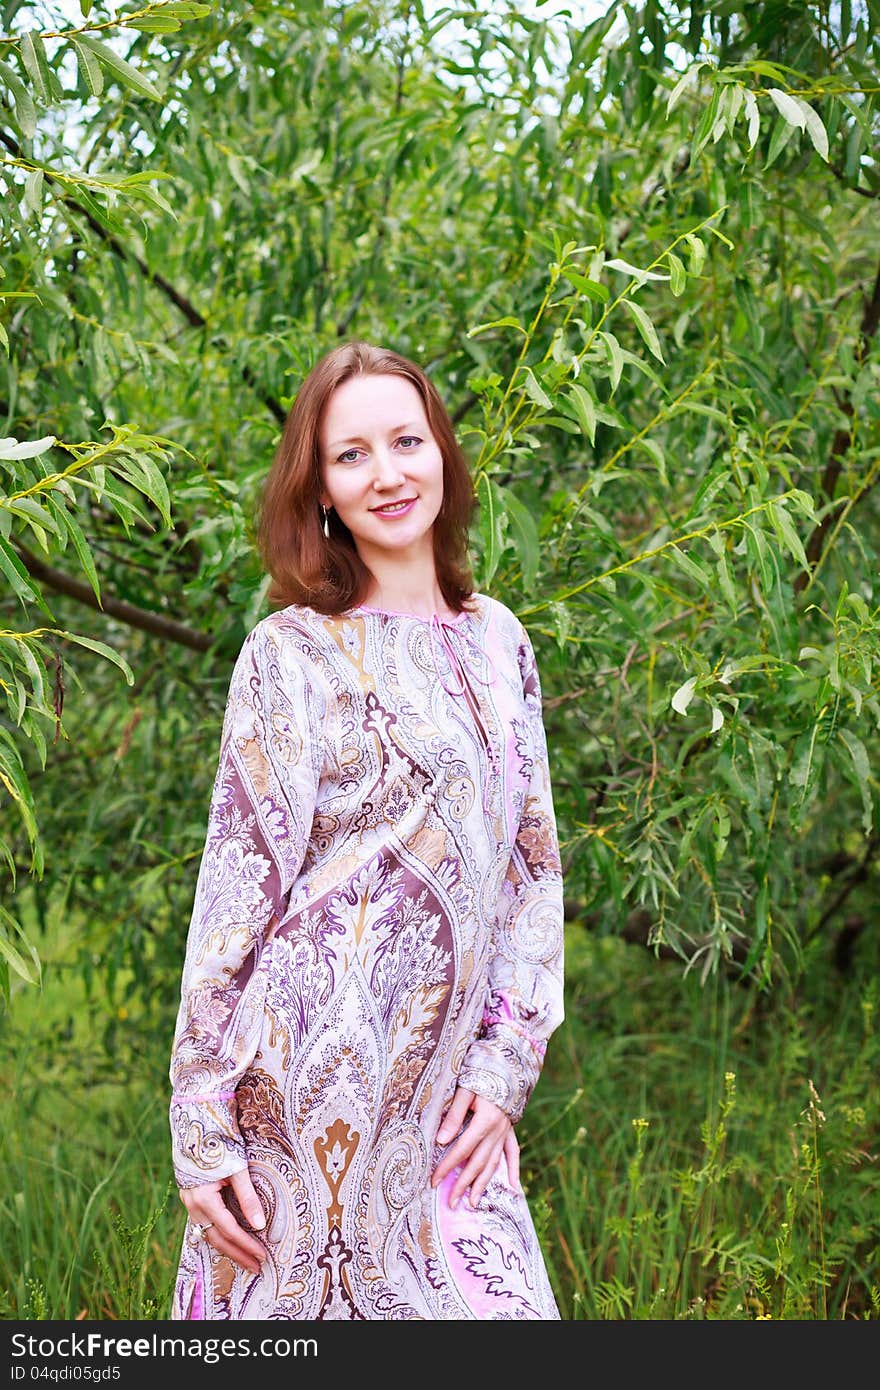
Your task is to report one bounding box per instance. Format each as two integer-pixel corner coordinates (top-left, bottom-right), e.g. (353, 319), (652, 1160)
(430, 1087), (520, 1209)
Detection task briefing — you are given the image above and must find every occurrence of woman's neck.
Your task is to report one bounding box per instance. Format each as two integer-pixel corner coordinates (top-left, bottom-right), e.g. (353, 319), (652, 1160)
(358, 556), (447, 618)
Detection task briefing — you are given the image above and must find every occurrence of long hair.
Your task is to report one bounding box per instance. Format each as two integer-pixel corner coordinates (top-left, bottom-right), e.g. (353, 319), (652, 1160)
(256, 341), (476, 615)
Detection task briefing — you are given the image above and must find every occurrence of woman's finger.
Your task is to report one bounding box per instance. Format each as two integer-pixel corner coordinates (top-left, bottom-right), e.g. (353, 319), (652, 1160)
(179, 1176), (267, 1275)
(197, 1203), (266, 1275)
(465, 1139), (505, 1209)
(504, 1130), (521, 1190)
(448, 1133), (498, 1208)
(432, 1112), (494, 1186)
(435, 1087), (474, 1145)
(229, 1167), (266, 1232)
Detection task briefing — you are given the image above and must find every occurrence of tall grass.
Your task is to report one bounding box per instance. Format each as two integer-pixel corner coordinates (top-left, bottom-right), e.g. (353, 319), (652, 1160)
(521, 932), (880, 1319)
(1, 921), (877, 1319)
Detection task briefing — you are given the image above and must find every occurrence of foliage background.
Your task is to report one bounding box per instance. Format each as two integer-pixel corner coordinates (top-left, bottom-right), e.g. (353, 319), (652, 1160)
(1, 0), (878, 1319)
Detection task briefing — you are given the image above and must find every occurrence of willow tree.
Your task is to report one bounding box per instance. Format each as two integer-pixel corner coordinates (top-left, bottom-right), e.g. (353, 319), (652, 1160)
(0, 1), (877, 1048)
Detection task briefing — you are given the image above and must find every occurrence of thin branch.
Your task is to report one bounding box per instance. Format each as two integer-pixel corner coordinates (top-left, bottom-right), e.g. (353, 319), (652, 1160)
(15, 545), (214, 651)
(804, 833), (879, 946)
(828, 163), (880, 199)
(0, 129), (287, 426)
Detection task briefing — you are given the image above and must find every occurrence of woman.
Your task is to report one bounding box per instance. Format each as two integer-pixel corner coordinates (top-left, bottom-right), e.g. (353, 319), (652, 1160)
(168, 340), (565, 1319)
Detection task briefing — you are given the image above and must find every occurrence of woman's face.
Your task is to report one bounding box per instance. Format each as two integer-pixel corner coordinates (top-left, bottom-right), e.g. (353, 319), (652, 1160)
(318, 373), (444, 567)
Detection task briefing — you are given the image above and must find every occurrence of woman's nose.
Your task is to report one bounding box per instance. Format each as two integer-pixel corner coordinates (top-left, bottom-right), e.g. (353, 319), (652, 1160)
(371, 449), (404, 487)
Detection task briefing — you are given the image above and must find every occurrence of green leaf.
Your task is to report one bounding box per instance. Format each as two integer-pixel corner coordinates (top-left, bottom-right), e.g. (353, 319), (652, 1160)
(669, 543), (710, 589)
(742, 89), (760, 148)
(227, 152), (250, 194)
(522, 368), (553, 411)
(502, 487), (540, 588)
(467, 316), (526, 337)
(19, 32), (49, 104)
(59, 508), (102, 604)
(0, 435), (55, 460)
(684, 234), (706, 276)
(666, 62), (704, 114)
(742, 520), (772, 595)
(0, 59), (37, 139)
(118, 453), (172, 527)
(564, 270), (610, 303)
(16, 636), (46, 708)
(56, 631), (134, 685)
(672, 676), (698, 715)
(71, 38), (104, 98)
(24, 167), (43, 215)
(0, 908), (41, 986)
(693, 82), (722, 154)
(797, 99), (829, 161)
(765, 113), (797, 169)
(567, 382), (597, 444)
(622, 298), (665, 364)
(23, 27), (60, 101)
(707, 223), (734, 250)
(767, 87), (806, 130)
(599, 331), (624, 392)
(604, 257), (670, 285)
(542, 414), (580, 435)
(77, 35), (163, 103)
(789, 721), (825, 830)
(5, 496), (61, 540)
(768, 497), (810, 574)
(690, 467), (732, 518)
(713, 798), (730, 860)
(746, 60), (799, 82)
(838, 729), (873, 834)
(0, 535), (41, 603)
(670, 401), (728, 425)
(476, 473), (506, 586)
(715, 551), (738, 615)
(0, 733), (38, 843)
(667, 252), (686, 297)
(126, 15), (185, 31)
(549, 600), (571, 654)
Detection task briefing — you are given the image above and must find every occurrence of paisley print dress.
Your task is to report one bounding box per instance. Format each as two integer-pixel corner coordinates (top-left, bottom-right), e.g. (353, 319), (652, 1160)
(168, 592), (565, 1319)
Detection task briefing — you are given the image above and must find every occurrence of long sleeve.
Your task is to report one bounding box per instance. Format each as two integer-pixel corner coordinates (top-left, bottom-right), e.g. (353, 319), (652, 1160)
(168, 617), (324, 1188)
(458, 622), (565, 1123)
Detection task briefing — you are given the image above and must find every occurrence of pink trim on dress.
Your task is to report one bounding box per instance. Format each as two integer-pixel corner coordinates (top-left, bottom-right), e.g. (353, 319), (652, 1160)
(188, 1269), (204, 1319)
(172, 1091), (237, 1102)
(482, 993), (548, 1056)
(349, 604), (471, 623)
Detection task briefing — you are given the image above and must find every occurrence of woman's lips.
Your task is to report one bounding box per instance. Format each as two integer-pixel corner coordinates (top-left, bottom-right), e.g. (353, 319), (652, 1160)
(370, 497), (417, 517)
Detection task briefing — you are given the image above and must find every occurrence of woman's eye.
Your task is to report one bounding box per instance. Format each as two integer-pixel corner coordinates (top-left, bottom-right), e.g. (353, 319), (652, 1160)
(398, 436), (421, 449)
(338, 448), (360, 464)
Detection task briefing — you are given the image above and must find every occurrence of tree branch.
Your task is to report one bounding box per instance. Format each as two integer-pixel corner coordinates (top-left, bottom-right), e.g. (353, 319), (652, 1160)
(0, 129), (287, 426)
(15, 545), (214, 652)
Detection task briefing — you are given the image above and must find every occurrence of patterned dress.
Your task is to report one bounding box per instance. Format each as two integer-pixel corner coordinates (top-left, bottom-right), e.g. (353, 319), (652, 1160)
(168, 592), (565, 1319)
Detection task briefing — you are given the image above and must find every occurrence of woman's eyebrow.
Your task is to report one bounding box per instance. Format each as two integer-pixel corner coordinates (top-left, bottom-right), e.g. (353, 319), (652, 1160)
(326, 422), (424, 451)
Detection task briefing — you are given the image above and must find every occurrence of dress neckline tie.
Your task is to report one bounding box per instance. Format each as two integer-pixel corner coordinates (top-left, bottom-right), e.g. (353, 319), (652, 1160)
(428, 612), (498, 698)
(428, 615), (500, 819)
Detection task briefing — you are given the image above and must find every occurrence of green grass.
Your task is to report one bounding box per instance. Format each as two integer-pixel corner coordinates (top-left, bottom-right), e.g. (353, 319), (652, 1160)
(520, 931), (880, 1319)
(2, 917), (878, 1319)
(0, 904), (181, 1320)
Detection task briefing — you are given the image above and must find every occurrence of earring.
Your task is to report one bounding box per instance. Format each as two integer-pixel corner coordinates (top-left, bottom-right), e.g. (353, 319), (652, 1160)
(321, 504), (330, 539)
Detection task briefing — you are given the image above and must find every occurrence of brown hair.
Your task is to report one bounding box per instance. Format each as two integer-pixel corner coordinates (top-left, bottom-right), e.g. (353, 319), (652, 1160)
(256, 341), (476, 615)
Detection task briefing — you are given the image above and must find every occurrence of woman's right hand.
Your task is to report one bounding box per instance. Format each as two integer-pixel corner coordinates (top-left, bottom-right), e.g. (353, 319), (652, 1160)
(178, 1168), (268, 1276)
